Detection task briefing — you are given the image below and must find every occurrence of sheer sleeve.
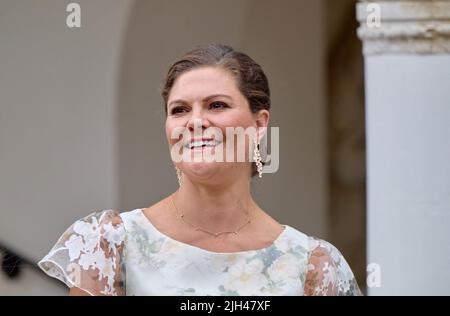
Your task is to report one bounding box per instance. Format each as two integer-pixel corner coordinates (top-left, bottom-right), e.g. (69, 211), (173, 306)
(37, 209), (126, 296)
(304, 237), (362, 296)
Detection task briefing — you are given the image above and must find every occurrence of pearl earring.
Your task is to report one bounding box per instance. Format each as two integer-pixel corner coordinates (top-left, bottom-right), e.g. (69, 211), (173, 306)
(253, 135), (263, 178)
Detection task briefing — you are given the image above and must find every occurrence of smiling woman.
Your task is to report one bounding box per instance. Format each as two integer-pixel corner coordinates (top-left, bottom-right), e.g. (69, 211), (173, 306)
(37, 44), (362, 296)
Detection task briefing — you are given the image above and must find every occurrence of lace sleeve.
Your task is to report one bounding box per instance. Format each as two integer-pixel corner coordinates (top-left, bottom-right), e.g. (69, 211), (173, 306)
(37, 209), (126, 296)
(304, 237), (362, 296)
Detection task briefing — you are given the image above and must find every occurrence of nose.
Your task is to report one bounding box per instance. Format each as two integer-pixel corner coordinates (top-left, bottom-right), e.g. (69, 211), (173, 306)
(186, 108), (211, 132)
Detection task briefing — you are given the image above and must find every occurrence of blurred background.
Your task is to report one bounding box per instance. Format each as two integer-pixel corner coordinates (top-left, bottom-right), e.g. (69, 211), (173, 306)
(1, 0), (449, 295)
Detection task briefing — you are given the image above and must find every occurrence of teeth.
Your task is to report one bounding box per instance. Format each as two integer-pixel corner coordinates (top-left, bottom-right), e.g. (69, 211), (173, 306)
(186, 140), (221, 149)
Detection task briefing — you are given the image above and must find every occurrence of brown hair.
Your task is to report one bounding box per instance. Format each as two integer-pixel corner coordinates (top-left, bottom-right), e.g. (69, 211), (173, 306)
(161, 44), (270, 177)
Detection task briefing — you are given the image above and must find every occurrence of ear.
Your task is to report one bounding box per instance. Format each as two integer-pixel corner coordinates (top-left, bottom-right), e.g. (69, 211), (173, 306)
(254, 110), (270, 141)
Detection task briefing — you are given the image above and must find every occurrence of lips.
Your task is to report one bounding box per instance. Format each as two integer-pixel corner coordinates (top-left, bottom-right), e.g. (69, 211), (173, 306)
(185, 138), (222, 150)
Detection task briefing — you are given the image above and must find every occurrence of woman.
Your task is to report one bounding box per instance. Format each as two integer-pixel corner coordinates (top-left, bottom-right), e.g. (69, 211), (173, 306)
(38, 44), (362, 296)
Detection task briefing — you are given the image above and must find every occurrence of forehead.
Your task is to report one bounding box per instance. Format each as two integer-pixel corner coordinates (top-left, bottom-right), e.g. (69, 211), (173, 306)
(169, 67), (240, 100)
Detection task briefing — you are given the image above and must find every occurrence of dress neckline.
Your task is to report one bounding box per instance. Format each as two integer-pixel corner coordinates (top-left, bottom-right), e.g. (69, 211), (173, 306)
(136, 208), (289, 255)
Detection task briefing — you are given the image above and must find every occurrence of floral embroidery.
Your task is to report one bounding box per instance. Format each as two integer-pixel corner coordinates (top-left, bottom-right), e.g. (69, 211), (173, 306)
(304, 237), (362, 296)
(38, 209), (362, 296)
(38, 210), (125, 296)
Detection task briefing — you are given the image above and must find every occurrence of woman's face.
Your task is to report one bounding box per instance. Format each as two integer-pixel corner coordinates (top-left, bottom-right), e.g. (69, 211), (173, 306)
(165, 66), (268, 183)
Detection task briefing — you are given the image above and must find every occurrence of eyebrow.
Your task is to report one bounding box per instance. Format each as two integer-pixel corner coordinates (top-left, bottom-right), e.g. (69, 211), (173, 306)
(168, 94), (233, 109)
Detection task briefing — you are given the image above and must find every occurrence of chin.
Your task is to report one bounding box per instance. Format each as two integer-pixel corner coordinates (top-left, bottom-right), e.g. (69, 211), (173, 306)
(183, 162), (220, 178)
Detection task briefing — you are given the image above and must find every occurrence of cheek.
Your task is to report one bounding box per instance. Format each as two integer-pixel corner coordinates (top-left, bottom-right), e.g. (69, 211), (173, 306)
(165, 121), (170, 140)
(165, 121), (178, 144)
(217, 114), (254, 155)
(216, 112), (254, 130)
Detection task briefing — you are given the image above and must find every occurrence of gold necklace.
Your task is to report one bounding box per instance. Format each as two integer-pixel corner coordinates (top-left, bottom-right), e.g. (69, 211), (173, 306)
(170, 194), (252, 237)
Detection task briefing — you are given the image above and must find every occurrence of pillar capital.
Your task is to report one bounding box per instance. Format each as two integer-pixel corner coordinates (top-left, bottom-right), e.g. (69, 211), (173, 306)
(357, 0), (450, 55)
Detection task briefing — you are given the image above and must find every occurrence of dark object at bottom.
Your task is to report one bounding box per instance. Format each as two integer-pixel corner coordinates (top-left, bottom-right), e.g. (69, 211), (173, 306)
(1, 248), (22, 278)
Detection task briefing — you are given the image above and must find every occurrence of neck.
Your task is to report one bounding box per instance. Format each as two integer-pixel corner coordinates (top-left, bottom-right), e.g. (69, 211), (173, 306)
(172, 174), (256, 232)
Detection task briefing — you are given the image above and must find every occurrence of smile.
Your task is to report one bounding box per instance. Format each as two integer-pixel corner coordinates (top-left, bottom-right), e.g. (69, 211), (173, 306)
(185, 139), (222, 150)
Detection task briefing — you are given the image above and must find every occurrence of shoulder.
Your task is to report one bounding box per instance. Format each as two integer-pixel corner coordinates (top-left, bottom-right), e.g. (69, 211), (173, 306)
(307, 236), (344, 262)
(303, 235), (362, 296)
(278, 225), (310, 253)
(38, 209), (127, 296)
(78, 208), (124, 225)
(68, 209), (126, 245)
(275, 226), (346, 262)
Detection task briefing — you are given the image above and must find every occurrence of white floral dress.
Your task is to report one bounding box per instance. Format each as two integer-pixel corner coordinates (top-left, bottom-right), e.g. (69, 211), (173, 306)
(38, 208), (362, 296)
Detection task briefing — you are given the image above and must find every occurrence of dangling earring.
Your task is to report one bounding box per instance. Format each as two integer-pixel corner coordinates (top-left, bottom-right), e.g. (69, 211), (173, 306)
(253, 134), (263, 178)
(175, 166), (182, 186)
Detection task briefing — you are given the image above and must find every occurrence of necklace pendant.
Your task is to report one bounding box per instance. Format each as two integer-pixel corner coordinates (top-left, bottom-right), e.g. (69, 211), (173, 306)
(170, 195), (252, 238)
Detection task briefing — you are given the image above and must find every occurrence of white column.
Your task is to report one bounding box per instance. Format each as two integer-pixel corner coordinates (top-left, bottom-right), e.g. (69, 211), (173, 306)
(357, 0), (450, 295)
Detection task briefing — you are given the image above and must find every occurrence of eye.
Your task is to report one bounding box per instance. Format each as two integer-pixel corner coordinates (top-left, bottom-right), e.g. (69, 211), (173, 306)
(209, 101), (229, 110)
(170, 106), (188, 115)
